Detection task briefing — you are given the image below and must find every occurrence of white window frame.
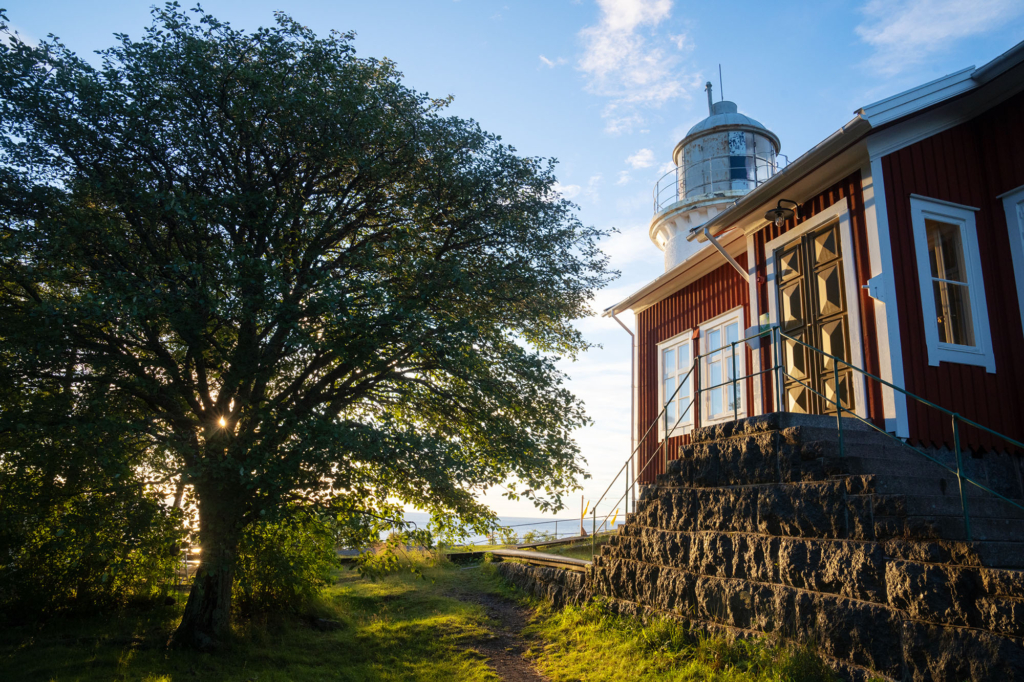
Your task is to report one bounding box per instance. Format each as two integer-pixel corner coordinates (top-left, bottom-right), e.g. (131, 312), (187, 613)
(699, 307), (746, 425)
(1000, 184), (1024, 343)
(909, 194), (995, 373)
(656, 330), (694, 440)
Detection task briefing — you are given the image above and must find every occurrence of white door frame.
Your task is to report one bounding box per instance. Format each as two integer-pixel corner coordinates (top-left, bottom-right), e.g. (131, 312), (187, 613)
(763, 197), (869, 420)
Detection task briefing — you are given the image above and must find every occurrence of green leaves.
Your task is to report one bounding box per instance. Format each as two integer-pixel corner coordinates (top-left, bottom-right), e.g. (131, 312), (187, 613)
(0, 3), (614, 617)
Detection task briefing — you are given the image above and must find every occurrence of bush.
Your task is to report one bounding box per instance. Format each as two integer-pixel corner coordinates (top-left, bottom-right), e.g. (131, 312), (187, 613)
(0, 487), (183, 617)
(233, 509), (342, 615)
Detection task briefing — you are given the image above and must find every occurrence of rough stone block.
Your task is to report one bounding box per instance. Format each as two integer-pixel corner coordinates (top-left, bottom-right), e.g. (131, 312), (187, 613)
(756, 482), (846, 538)
(900, 619), (1024, 682)
(885, 560), (981, 628)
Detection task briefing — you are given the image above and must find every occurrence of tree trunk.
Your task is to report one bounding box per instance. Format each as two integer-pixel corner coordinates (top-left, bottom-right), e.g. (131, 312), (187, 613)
(171, 485), (244, 650)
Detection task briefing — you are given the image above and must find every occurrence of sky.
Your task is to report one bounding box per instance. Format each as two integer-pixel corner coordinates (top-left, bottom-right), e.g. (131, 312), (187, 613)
(9, 0), (1024, 520)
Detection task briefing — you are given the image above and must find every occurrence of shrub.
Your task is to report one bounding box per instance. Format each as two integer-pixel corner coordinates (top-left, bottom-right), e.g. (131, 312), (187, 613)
(0, 487), (183, 617)
(233, 509), (341, 615)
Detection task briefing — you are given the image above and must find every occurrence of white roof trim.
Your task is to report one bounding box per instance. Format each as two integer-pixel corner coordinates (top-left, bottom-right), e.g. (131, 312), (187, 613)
(604, 39), (1024, 316)
(857, 67), (977, 127)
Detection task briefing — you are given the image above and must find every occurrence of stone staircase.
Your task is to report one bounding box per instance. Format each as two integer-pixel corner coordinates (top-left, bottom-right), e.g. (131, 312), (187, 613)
(589, 413), (1024, 681)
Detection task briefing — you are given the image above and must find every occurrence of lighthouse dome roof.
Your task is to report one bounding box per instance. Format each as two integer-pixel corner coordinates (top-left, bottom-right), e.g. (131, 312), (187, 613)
(684, 100), (780, 152)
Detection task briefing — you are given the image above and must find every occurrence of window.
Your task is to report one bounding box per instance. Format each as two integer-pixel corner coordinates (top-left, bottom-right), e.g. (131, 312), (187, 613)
(657, 332), (693, 439)
(700, 309), (745, 422)
(926, 218), (974, 346)
(910, 195), (994, 372)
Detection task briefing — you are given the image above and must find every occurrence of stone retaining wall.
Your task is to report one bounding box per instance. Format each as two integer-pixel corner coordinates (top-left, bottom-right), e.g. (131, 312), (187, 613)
(495, 560), (590, 609)
(498, 415), (1024, 682)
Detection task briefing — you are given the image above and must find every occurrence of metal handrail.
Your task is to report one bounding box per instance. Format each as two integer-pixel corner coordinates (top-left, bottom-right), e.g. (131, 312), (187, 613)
(584, 322), (1023, 554)
(774, 326), (1024, 541)
(653, 153), (789, 214)
(589, 335), (770, 556)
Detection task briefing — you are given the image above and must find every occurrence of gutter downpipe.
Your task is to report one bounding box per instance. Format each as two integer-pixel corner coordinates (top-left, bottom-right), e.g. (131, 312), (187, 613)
(611, 312), (636, 470)
(702, 225), (749, 282)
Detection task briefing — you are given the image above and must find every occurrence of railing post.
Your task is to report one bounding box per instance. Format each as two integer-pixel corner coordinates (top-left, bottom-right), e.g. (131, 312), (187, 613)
(592, 508), (597, 558)
(694, 358), (701, 431)
(662, 401), (669, 474)
(834, 360), (844, 459)
(631, 458), (636, 512)
(953, 414), (972, 542)
(731, 340), (738, 423)
(555, 520), (558, 540)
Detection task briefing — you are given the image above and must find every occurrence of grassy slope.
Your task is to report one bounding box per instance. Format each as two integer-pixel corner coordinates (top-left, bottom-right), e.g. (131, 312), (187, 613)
(1, 559), (839, 682)
(521, 599), (839, 682)
(0, 562), (499, 682)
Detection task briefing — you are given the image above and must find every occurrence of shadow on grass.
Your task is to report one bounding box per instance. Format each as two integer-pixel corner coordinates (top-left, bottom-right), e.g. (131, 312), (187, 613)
(0, 565), (504, 682)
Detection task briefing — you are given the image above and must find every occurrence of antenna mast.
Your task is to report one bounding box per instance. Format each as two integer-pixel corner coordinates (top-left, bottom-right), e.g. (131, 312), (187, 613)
(719, 64), (724, 101)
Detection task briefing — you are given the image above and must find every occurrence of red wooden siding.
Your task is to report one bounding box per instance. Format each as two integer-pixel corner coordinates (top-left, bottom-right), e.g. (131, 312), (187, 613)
(881, 90), (1024, 452)
(752, 171), (886, 427)
(636, 256), (750, 483)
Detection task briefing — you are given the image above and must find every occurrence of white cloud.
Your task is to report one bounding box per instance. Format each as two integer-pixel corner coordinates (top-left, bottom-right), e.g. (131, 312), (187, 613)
(600, 223), (657, 268)
(553, 181), (582, 199)
(657, 160), (676, 174)
(584, 174), (603, 202)
(539, 54), (568, 68)
(616, 170), (631, 185)
(577, 0), (700, 134)
(855, 0), (1024, 75)
(625, 148), (656, 169)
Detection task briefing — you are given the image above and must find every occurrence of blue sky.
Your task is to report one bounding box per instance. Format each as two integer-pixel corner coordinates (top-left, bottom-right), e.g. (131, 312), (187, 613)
(10, 0), (1024, 519)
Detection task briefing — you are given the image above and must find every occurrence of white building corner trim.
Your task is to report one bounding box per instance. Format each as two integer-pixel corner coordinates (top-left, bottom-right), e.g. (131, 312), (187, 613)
(999, 184), (1024, 343)
(863, 159), (909, 438)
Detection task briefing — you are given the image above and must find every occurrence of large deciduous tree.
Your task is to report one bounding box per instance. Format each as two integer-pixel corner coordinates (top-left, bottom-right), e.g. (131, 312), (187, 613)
(0, 6), (612, 646)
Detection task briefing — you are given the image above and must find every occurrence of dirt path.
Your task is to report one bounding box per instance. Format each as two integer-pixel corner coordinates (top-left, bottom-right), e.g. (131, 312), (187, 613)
(451, 588), (549, 682)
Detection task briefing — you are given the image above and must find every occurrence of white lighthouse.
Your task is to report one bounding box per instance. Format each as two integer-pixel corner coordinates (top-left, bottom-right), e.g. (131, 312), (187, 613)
(650, 82), (782, 271)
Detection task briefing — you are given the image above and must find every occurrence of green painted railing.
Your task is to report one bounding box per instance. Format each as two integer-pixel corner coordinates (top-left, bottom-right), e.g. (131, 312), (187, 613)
(774, 326), (1024, 542)
(588, 324), (1024, 556)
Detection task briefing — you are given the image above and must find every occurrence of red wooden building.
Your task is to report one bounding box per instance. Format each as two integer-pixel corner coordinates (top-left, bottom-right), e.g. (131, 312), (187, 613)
(606, 41), (1024, 484)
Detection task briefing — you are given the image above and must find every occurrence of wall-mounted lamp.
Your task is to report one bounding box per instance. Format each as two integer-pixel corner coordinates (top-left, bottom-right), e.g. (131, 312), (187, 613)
(764, 199), (799, 228)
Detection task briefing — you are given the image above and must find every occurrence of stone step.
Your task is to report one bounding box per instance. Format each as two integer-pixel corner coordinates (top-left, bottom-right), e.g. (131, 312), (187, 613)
(872, 473), (1021, 500)
(876, 493), (1024, 520)
(876, 515), (1024, 543)
(824, 453), (976, 479)
(691, 412), (883, 443)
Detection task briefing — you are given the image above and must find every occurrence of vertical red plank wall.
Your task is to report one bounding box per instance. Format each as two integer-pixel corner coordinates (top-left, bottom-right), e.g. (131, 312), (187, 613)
(636, 256), (750, 484)
(880, 90), (1024, 452)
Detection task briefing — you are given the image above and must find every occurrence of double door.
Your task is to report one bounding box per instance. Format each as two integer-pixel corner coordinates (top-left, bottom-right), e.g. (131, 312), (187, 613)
(775, 222), (854, 415)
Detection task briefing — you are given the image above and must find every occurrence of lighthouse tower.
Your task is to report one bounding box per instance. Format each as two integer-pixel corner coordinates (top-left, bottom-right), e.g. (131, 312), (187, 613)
(650, 82), (781, 271)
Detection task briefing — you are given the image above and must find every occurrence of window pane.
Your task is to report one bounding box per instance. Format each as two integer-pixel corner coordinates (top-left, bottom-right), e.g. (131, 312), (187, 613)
(680, 375), (691, 400)
(926, 219), (967, 283)
(707, 329), (721, 352)
(726, 323), (739, 345)
(681, 404), (691, 424)
(933, 280), (975, 346)
(665, 399), (676, 423)
(710, 359), (722, 386)
(663, 349), (675, 378)
(664, 376), (675, 401)
(710, 389), (722, 417)
(677, 343), (689, 370)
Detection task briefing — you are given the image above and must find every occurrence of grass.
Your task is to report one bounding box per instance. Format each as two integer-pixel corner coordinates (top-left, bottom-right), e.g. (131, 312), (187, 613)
(0, 552), (500, 682)
(519, 598), (839, 682)
(1, 555), (840, 682)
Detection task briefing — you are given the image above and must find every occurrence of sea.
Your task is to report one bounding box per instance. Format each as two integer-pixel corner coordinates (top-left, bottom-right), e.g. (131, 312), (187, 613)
(398, 511), (591, 546)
